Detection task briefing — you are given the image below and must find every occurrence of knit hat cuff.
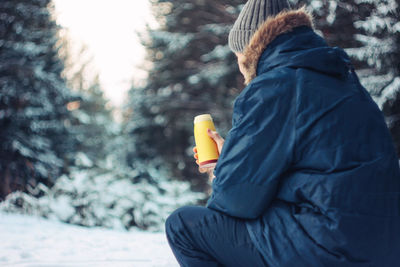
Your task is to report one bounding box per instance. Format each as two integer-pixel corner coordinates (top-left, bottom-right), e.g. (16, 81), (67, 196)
(228, 29), (256, 53)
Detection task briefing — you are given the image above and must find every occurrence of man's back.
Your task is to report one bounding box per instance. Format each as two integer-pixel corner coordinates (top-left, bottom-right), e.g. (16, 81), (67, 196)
(244, 25), (400, 266)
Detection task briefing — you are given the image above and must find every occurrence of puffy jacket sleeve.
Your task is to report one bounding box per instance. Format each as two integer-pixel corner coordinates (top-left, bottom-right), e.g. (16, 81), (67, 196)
(206, 76), (296, 219)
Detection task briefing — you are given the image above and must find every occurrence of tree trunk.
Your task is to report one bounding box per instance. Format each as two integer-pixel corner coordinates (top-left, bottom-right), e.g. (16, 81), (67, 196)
(0, 167), (11, 200)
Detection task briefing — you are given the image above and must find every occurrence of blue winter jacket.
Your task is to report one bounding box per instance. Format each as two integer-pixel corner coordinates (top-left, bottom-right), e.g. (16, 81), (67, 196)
(206, 10), (400, 267)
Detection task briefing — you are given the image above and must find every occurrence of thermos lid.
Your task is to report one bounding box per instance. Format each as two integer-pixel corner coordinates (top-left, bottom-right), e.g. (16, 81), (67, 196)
(194, 114), (213, 124)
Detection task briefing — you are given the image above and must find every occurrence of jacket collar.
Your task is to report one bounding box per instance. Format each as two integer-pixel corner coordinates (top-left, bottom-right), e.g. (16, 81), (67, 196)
(239, 7), (314, 85)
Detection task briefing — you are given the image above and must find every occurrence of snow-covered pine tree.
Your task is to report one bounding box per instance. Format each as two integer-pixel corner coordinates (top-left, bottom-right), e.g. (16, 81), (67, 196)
(289, 1), (361, 51)
(125, 0), (244, 192)
(0, 0), (78, 199)
(346, 0), (400, 157)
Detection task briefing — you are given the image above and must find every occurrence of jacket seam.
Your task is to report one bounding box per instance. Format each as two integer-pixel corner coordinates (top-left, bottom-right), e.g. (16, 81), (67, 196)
(293, 69), (299, 164)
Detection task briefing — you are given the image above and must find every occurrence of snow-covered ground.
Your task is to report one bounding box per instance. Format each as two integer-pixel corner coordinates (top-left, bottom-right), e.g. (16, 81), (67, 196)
(0, 212), (178, 267)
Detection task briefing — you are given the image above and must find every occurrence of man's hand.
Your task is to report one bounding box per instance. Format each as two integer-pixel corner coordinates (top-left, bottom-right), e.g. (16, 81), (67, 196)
(193, 129), (225, 182)
(207, 129), (224, 155)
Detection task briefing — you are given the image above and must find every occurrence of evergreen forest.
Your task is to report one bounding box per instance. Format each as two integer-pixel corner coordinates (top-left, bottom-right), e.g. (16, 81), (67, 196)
(1, 0), (399, 231)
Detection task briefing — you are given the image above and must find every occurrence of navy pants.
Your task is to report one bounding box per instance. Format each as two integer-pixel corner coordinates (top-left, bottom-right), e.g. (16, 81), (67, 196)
(165, 205), (267, 267)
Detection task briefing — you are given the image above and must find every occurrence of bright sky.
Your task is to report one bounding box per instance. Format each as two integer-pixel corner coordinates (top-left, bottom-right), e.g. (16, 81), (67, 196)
(53, 0), (157, 107)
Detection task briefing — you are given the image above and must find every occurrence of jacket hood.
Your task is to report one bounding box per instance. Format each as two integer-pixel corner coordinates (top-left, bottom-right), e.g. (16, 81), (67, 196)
(239, 7), (351, 85)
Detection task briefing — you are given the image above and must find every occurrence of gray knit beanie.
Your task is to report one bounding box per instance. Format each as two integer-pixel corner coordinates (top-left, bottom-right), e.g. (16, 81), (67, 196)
(229, 0), (291, 53)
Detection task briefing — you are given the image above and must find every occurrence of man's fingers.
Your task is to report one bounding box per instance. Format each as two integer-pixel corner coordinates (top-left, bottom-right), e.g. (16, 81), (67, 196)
(207, 129), (223, 142)
(193, 147), (197, 153)
(199, 166), (208, 173)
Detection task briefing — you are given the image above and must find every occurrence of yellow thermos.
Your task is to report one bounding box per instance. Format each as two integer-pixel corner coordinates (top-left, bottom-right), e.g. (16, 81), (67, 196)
(194, 114), (219, 168)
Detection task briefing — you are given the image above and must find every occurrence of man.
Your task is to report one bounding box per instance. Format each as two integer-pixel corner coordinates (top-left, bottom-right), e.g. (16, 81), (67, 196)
(165, 1), (400, 266)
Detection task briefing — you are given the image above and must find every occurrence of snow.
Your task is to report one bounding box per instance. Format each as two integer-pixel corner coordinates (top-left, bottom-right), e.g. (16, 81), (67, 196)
(377, 77), (400, 109)
(201, 45), (231, 62)
(0, 212), (178, 267)
(200, 24), (231, 35)
(326, 1), (338, 25)
(150, 31), (194, 53)
(0, 165), (204, 231)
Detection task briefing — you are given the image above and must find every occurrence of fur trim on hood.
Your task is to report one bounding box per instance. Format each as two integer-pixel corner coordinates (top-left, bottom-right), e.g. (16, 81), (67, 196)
(239, 7), (314, 85)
